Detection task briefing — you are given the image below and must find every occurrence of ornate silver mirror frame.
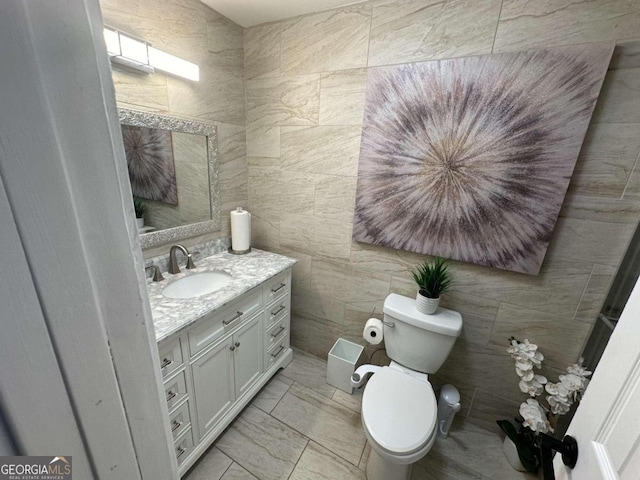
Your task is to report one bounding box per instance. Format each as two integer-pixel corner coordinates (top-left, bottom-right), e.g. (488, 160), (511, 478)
(118, 108), (220, 249)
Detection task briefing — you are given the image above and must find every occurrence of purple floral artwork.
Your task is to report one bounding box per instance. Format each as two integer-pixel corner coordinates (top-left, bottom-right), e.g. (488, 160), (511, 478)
(122, 125), (178, 205)
(354, 44), (613, 275)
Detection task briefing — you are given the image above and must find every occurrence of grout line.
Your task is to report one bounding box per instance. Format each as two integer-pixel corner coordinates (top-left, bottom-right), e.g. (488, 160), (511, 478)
(621, 148), (640, 199)
(365, 1), (373, 68)
(219, 461), (234, 479)
(286, 438), (311, 479)
(490, 0), (505, 54)
(572, 263), (596, 321)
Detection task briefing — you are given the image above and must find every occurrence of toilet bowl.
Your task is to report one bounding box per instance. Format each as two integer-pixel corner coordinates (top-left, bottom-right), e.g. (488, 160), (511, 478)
(356, 294), (463, 480)
(361, 365), (437, 480)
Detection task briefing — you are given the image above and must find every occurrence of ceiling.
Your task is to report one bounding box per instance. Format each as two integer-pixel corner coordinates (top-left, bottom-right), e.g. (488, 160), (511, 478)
(201, 0), (366, 27)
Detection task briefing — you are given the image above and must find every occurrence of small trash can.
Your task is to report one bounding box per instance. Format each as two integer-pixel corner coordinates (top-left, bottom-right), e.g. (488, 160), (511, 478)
(327, 338), (364, 394)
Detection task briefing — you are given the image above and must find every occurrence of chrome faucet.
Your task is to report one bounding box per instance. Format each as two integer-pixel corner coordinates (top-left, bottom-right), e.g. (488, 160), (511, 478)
(169, 244), (195, 274)
(145, 265), (165, 282)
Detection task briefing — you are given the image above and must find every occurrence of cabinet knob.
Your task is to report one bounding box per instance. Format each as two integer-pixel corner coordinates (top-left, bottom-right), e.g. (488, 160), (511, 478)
(230, 345), (235, 351)
(235, 341), (240, 347)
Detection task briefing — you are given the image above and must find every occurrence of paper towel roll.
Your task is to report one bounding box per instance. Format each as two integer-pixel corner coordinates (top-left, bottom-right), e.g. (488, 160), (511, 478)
(363, 318), (383, 345)
(231, 207), (251, 252)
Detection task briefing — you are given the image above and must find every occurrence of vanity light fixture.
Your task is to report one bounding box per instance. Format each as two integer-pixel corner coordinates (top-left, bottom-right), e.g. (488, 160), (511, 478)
(103, 27), (199, 82)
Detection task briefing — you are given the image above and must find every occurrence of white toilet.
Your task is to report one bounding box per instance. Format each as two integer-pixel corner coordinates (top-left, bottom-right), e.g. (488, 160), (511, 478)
(352, 293), (463, 480)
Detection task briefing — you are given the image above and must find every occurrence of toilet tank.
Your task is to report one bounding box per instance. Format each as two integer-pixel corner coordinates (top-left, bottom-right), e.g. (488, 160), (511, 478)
(383, 293), (463, 373)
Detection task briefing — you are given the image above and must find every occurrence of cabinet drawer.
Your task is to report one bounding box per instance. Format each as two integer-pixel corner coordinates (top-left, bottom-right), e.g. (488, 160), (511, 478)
(266, 336), (289, 370)
(164, 370), (188, 411)
(168, 400), (191, 441)
(174, 427), (194, 467)
(188, 287), (262, 357)
(158, 338), (183, 379)
(265, 294), (289, 329)
(265, 314), (288, 351)
(263, 270), (290, 307)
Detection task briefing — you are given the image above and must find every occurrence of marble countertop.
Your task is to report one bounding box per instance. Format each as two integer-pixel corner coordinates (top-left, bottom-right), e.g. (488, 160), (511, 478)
(147, 249), (296, 343)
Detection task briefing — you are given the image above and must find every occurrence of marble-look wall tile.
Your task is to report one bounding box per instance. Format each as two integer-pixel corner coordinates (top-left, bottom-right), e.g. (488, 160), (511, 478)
(466, 389), (521, 437)
(490, 303), (592, 365)
(310, 259), (391, 305)
(244, 24), (281, 80)
(246, 126), (280, 158)
(246, 75), (321, 125)
(281, 126), (362, 176)
(574, 264), (617, 324)
(207, 14), (245, 76)
(494, 0), (640, 52)
(591, 68), (640, 124)
(290, 313), (311, 351)
(281, 4), (371, 74)
(281, 214), (352, 260)
(111, 69), (169, 112)
(622, 160), (640, 198)
(545, 217), (635, 268)
(368, 0), (501, 67)
(610, 40), (640, 70)
(218, 123), (248, 236)
(314, 175), (357, 224)
(319, 69), (368, 126)
(251, 215), (280, 251)
(559, 192), (640, 224)
(568, 122), (640, 197)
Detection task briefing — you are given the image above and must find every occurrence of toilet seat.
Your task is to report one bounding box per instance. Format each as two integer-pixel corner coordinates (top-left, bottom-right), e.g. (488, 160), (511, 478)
(362, 367), (437, 457)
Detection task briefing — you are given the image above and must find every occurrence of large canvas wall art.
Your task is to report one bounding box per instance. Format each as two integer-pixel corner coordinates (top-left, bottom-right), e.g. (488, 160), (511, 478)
(353, 44), (613, 275)
(122, 125), (178, 205)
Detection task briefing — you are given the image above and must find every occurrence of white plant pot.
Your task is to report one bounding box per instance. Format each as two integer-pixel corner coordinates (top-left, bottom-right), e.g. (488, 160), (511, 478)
(136, 217), (144, 229)
(416, 292), (439, 314)
(502, 436), (527, 472)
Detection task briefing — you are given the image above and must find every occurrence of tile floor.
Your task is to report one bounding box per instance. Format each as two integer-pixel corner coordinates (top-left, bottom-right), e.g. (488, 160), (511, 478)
(184, 350), (537, 480)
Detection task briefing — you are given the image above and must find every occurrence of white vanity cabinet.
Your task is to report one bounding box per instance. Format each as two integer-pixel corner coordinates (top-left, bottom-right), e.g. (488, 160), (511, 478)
(156, 267), (292, 477)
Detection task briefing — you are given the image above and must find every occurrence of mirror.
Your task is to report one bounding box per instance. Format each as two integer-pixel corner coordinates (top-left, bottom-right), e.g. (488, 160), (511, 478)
(118, 108), (220, 248)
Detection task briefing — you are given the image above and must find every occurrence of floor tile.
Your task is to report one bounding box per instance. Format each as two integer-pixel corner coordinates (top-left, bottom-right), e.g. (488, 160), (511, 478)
(272, 382), (366, 465)
(289, 441), (366, 480)
(252, 372), (293, 413)
(358, 442), (370, 471)
(331, 387), (362, 414)
(215, 405), (309, 480)
(411, 451), (484, 480)
(184, 447), (233, 480)
(221, 462), (258, 480)
(281, 349), (337, 398)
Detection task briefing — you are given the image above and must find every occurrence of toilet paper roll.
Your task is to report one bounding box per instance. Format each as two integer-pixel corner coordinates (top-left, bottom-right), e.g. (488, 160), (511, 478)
(363, 318), (384, 345)
(231, 207), (251, 252)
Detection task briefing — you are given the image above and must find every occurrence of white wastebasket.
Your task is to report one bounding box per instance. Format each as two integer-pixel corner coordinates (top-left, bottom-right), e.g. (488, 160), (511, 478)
(327, 338), (364, 394)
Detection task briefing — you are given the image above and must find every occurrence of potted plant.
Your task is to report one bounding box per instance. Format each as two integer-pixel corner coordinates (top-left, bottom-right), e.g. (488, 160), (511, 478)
(133, 196), (146, 229)
(411, 256), (453, 314)
(497, 338), (592, 473)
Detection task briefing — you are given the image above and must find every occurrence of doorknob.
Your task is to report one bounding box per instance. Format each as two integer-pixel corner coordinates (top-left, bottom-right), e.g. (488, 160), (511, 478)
(537, 433), (578, 480)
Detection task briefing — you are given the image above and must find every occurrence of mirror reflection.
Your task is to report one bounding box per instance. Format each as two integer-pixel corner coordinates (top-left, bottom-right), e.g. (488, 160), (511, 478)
(118, 108), (219, 246)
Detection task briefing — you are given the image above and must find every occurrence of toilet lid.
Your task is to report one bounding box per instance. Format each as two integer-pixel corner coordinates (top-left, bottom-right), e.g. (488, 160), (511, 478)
(362, 367), (437, 455)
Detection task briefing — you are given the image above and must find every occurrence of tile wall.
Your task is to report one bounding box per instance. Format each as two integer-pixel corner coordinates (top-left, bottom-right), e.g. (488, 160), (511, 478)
(99, 0), (248, 256)
(243, 0), (640, 430)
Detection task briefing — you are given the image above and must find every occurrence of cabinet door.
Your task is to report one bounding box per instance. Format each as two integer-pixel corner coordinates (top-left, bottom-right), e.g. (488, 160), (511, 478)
(233, 316), (264, 399)
(191, 337), (235, 439)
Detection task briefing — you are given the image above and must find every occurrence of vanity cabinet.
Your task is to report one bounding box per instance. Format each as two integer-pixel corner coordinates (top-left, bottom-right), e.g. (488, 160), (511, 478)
(157, 267), (292, 476)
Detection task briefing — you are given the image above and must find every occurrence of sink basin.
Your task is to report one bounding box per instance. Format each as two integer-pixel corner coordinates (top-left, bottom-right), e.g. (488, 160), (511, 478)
(163, 271), (232, 299)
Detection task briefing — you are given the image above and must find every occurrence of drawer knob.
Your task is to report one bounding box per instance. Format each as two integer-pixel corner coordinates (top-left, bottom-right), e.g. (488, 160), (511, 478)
(230, 345), (235, 351)
(166, 390), (177, 402)
(235, 341), (240, 348)
(271, 326), (286, 338)
(271, 283), (286, 293)
(171, 420), (182, 432)
(223, 311), (244, 326)
(270, 305), (286, 317)
(161, 358), (172, 369)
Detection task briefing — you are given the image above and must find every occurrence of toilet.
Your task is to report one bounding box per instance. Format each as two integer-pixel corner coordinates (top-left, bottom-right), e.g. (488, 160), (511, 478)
(352, 293), (463, 480)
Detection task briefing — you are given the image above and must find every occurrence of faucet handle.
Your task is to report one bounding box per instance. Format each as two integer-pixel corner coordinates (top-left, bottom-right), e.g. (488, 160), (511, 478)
(145, 265), (165, 282)
(186, 254), (196, 270)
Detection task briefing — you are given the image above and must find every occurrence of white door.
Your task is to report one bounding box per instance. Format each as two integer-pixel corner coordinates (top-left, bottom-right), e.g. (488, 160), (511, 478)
(234, 316), (265, 398)
(556, 277), (640, 479)
(191, 337), (235, 438)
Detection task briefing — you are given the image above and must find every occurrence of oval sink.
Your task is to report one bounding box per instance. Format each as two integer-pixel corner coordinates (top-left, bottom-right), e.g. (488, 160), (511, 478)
(163, 271), (232, 299)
